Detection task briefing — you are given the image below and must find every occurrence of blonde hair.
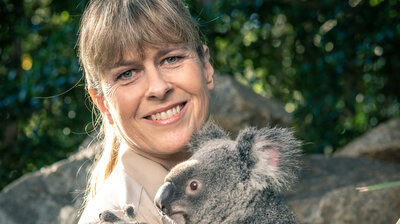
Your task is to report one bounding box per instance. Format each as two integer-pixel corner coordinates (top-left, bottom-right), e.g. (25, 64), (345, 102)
(77, 0), (205, 204)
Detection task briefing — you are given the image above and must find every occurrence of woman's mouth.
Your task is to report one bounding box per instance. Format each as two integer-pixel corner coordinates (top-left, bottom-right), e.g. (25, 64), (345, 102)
(144, 102), (187, 123)
(148, 104), (184, 121)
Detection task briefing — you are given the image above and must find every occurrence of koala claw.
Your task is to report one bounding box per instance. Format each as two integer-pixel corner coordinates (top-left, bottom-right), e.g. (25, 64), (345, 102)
(98, 204), (146, 224)
(99, 210), (122, 222)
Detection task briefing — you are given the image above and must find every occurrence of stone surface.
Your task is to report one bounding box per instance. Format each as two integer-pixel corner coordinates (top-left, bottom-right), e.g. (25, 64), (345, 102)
(285, 155), (400, 224)
(210, 74), (292, 136)
(0, 141), (100, 224)
(315, 185), (400, 224)
(335, 117), (400, 162)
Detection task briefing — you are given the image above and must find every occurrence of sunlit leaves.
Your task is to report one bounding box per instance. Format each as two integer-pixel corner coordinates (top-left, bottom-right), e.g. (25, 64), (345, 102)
(369, 0), (385, 7)
(0, 0), (90, 190)
(21, 53), (33, 70)
(190, 0), (400, 154)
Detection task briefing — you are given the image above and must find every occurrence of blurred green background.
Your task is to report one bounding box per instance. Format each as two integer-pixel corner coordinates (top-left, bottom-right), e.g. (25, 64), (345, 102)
(1, 0), (399, 190)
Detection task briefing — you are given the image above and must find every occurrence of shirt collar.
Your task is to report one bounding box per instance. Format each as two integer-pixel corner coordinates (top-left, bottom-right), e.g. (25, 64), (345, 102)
(117, 142), (169, 199)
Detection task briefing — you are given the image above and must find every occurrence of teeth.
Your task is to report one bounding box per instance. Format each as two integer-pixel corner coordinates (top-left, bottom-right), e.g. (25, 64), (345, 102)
(167, 110), (173, 117)
(149, 104), (183, 121)
(161, 111), (167, 120)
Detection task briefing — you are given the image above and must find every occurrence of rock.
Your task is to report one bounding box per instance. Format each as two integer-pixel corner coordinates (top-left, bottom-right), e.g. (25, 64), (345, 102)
(0, 141), (100, 224)
(210, 74), (292, 136)
(59, 206), (76, 224)
(285, 155), (400, 224)
(0, 208), (17, 224)
(315, 185), (400, 224)
(335, 117), (400, 162)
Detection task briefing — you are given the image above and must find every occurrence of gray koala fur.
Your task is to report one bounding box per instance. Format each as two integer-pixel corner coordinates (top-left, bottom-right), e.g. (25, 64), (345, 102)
(154, 122), (301, 224)
(98, 122), (301, 224)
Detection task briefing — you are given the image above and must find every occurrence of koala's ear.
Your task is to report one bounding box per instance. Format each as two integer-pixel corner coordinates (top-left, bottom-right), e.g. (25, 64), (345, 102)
(236, 126), (302, 192)
(188, 122), (229, 154)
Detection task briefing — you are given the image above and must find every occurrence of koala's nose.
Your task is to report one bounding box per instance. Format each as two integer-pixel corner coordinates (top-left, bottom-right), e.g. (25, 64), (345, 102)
(154, 182), (175, 214)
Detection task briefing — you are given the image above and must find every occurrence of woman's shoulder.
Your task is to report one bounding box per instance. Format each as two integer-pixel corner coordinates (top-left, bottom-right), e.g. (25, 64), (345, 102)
(78, 167), (144, 223)
(78, 148), (168, 224)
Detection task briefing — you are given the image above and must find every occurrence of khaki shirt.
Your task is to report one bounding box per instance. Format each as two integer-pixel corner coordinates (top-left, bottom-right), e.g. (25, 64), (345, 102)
(78, 143), (168, 223)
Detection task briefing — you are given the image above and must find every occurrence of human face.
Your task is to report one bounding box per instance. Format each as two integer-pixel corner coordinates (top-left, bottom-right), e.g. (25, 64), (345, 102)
(91, 44), (214, 162)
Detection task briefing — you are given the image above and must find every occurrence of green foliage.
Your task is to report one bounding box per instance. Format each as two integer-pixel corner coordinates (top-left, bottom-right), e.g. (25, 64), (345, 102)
(1, 0), (399, 190)
(0, 0), (90, 190)
(189, 0), (400, 154)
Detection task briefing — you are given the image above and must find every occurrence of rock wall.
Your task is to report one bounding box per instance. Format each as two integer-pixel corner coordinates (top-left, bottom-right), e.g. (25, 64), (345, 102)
(0, 140), (100, 224)
(210, 74), (292, 136)
(335, 117), (400, 163)
(285, 155), (400, 224)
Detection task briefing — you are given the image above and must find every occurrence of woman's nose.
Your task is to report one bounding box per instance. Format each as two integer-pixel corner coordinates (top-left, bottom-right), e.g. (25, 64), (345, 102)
(145, 67), (172, 99)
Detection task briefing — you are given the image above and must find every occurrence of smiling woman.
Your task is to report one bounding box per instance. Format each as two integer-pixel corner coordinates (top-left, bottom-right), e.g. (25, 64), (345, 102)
(77, 0), (214, 223)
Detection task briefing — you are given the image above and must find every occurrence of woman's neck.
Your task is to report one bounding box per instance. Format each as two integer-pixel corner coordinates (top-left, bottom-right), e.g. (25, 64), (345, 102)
(156, 150), (190, 170)
(129, 146), (190, 171)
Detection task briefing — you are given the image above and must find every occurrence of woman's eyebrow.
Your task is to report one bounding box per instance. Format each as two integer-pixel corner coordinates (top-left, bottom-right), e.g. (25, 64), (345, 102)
(108, 46), (190, 71)
(155, 46), (190, 58)
(109, 59), (141, 71)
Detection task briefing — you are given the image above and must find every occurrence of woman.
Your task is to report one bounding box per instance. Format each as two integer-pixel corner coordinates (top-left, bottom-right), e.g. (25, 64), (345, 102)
(77, 0), (214, 223)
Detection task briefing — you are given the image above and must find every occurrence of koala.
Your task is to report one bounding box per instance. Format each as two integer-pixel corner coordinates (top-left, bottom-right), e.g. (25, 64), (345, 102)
(154, 122), (301, 224)
(98, 122), (301, 224)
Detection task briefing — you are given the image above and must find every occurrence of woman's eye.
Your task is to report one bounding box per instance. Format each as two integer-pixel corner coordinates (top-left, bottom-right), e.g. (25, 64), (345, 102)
(164, 56), (181, 65)
(117, 70), (135, 80)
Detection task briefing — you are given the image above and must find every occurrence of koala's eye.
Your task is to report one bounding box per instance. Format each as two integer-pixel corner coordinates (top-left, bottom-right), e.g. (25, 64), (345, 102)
(190, 181), (198, 191)
(186, 179), (202, 195)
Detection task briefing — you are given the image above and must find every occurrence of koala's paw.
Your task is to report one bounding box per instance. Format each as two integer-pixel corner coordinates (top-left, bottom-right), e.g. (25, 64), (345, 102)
(99, 204), (146, 224)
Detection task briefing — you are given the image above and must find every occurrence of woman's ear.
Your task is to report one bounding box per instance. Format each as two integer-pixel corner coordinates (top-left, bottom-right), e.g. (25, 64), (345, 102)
(88, 89), (114, 125)
(202, 45), (214, 90)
